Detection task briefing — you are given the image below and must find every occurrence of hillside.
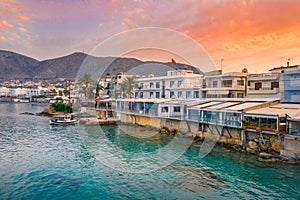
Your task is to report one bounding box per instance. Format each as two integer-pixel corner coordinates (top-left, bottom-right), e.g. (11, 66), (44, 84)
(0, 50), (202, 80)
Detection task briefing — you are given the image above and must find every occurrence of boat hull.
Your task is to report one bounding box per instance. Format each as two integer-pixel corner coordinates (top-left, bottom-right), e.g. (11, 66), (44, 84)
(49, 119), (79, 125)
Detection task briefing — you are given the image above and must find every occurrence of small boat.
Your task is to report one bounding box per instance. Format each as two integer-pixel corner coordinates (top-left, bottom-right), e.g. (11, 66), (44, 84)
(49, 115), (79, 125)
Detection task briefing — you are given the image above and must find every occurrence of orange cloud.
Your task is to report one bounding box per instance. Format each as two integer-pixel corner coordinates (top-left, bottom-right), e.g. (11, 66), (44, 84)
(15, 15), (29, 21)
(0, 20), (13, 28)
(19, 27), (28, 32)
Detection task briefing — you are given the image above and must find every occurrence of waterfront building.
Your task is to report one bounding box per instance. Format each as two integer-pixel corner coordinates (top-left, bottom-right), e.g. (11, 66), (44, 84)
(187, 98), (278, 129)
(202, 72), (247, 98)
(243, 103), (300, 134)
(134, 70), (203, 99)
(283, 69), (300, 103)
(246, 72), (284, 99)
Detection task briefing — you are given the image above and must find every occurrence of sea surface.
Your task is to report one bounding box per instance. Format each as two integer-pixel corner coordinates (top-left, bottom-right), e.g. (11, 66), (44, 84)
(0, 103), (299, 200)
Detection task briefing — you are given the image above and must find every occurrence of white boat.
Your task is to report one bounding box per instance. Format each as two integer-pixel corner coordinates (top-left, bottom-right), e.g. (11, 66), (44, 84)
(49, 115), (79, 125)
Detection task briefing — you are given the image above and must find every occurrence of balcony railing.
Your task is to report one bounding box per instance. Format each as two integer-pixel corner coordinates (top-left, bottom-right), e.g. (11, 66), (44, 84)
(248, 87), (279, 94)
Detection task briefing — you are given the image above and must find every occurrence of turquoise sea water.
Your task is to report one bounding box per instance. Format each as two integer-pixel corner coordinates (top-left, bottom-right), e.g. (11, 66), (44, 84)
(0, 103), (299, 199)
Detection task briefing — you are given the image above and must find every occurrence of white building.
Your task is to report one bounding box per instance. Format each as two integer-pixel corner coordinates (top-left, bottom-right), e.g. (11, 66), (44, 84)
(135, 70), (203, 99)
(246, 73), (284, 99)
(202, 72), (247, 98)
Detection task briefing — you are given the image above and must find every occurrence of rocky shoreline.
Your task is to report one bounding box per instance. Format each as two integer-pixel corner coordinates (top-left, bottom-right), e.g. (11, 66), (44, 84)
(158, 126), (300, 164)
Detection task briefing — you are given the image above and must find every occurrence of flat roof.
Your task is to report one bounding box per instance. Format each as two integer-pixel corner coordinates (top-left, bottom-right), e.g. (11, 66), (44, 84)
(190, 101), (223, 109)
(117, 98), (176, 103)
(245, 106), (300, 118)
(205, 102), (240, 110)
(224, 102), (265, 111)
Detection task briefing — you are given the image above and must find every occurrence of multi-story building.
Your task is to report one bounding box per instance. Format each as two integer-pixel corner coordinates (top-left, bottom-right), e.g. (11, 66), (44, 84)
(284, 69), (300, 103)
(202, 72), (247, 98)
(134, 70), (203, 99)
(246, 73), (284, 99)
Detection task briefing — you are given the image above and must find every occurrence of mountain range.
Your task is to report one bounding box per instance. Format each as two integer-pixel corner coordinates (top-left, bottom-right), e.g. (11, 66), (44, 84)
(0, 50), (201, 80)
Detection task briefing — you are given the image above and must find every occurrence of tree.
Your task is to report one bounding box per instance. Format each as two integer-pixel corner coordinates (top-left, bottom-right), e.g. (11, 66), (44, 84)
(77, 73), (95, 100)
(95, 80), (104, 99)
(121, 77), (137, 98)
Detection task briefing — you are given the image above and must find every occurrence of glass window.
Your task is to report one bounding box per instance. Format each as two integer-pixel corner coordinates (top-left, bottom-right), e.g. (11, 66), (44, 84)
(139, 83), (144, 89)
(237, 80), (245, 86)
(271, 82), (279, 89)
(150, 82), (154, 88)
(149, 92), (154, 98)
(155, 92), (160, 98)
(170, 91), (175, 98)
(237, 93), (244, 98)
(255, 82), (262, 90)
(178, 91), (182, 98)
(222, 80), (232, 87)
(156, 82), (160, 88)
(140, 92), (143, 98)
(170, 81), (175, 88)
(173, 106), (181, 112)
(193, 91), (199, 98)
(161, 107), (169, 113)
(213, 81), (218, 88)
(178, 80), (183, 87)
(186, 91), (191, 98)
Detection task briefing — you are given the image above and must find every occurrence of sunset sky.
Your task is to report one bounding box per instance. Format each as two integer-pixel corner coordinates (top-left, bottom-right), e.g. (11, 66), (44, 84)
(1, 0), (300, 73)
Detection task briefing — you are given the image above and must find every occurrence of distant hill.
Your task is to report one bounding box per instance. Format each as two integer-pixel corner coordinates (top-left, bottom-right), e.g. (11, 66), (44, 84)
(0, 50), (202, 80)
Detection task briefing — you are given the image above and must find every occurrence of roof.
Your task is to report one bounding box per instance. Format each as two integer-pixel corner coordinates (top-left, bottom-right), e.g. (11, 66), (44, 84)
(205, 102), (240, 110)
(245, 106), (300, 118)
(190, 101), (222, 109)
(224, 102), (265, 111)
(116, 98), (176, 103)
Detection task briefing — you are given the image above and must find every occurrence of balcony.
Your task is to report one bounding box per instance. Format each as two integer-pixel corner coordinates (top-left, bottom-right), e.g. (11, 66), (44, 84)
(247, 73), (280, 81)
(247, 87), (280, 94)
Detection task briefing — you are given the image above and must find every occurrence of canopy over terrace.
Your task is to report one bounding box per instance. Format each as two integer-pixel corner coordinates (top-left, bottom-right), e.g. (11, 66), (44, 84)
(244, 104), (300, 133)
(116, 98), (176, 116)
(187, 99), (279, 128)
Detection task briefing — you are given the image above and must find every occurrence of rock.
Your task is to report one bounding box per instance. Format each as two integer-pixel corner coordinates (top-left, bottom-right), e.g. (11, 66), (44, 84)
(259, 152), (273, 159)
(260, 143), (270, 151)
(246, 147), (256, 154)
(20, 112), (35, 115)
(270, 136), (282, 152)
(248, 141), (258, 149)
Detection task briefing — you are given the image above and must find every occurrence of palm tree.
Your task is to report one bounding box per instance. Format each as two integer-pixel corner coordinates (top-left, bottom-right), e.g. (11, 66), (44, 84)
(121, 77), (137, 98)
(95, 80), (104, 99)
(77, 73), (95, 100)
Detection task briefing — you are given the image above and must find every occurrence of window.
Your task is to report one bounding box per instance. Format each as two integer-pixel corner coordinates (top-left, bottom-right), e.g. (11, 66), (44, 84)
(150, 82), (154, 88)
(186, 91), (191, 98)
(156, 82), (160, 88)
(237, 80), (245, 86)
(149, 92), (154, 98)
(255, 82), (262, 90)
(161, 107), (169, 113)
(178, 91), (182, 98)
(178, 80), (183, 87)
(156, 92), (160, 98)
(173, 106), (181, 112)
(271, 82), (279, 89)
(140, 92), (144, 98)
(170, 91), (175, 98)
(169, 81), (175, 88)
(248, 81), (251, 87)
(222, 80), (232, 87)
(135, 92), (138, 98)
(193, 91), (200, 98)
(237, 93), (244, 98)
(139, 83), (144, 89)
(213, 81), (218, 88)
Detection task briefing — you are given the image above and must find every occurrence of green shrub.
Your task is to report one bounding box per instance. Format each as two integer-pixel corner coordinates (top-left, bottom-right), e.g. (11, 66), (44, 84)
(51, 103), (72, 113)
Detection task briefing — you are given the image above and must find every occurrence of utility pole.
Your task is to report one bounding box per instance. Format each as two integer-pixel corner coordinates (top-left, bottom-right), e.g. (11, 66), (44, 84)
(221, 59), (224, 74)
